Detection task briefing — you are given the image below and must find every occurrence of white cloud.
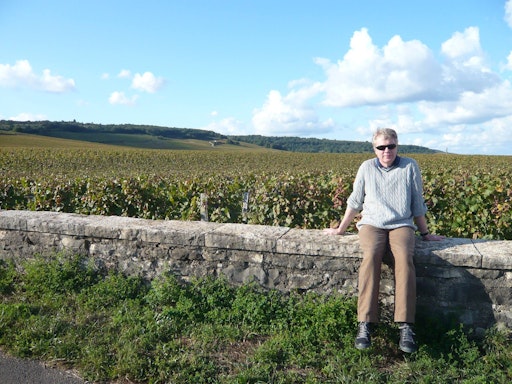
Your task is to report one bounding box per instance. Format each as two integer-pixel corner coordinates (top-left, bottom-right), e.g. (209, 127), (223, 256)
(419, 81), (512, 126)
(203, 117), (246, 135)
(108, 91), (138, 105)
(505, 0), (512, 28)
(131, 72), (165, 93)
(9, 112), (47, 121)
(40, 69), (76, 92)
(441, 27), (482, 60)
(0, 59), (75, 93)
(104, 70), (163, 107)
(312, 27), (497, 110)
(440, 27), (499, 96)
(314, 28), (442, 108)
(0, 60), (33, 87)
(360, 105), (423, 137)
(252, 88), (334, 136)
(118, 69), (131, 79)
(505, 51), (512, 71)
(247, 26), (512, 154)
(431, 118), (511, 155)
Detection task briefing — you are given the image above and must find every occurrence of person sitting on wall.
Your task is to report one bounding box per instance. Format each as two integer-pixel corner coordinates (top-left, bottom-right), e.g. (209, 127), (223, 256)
(324, 127), (444, 353)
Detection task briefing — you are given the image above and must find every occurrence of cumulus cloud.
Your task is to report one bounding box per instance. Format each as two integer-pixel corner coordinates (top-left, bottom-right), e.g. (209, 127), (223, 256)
(432, 118), (510, 154)
(505, 0), (512, 28)
(252, 85), (334, 137)
(313, 28), (442, 107)
(506, 52), (512, 71)
(0, 60), (33, 87)
(440, 27), (499, 94)
(419, 81), (512, 126)
(355, 105), (423, 138)
(203, 117), (246, 135)
(108, 91), (138, 106)
(131, 71), (165, 93)
(309, 27), (498, 111)
(0, 59), (75, 93)
(248, 25), (512, 154)
(441, 27), (482, 60)
(40, 69), (76, 92)
(104, 69), (164, 107)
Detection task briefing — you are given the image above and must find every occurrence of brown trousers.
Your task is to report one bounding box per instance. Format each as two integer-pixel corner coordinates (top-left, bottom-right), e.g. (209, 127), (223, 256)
(357, 225), (416, 323)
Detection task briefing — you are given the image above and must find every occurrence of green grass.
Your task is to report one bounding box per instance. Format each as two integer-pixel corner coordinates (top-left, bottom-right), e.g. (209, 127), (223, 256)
(0, 254), (511, 383)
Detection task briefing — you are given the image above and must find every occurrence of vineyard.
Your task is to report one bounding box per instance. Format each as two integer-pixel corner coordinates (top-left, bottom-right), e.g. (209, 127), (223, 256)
(1, 145), (511, 240)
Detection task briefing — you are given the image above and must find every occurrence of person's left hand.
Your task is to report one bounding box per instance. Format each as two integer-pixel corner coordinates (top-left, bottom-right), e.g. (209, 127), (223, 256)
(323, 228), (344, 235)
(422, 233), (445, 241)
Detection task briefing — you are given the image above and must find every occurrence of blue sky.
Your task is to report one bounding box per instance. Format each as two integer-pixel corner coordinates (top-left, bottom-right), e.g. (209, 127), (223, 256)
(1, 0), (512, 155)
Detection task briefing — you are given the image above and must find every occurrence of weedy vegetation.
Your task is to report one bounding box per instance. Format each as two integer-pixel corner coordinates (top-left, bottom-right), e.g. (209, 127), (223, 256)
(0, 255), (511, 383)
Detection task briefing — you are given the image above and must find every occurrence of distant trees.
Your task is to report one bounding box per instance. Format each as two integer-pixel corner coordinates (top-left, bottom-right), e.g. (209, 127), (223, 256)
(228, 135), (438, 154)
(0, 120), (438, 154)
(0, 120), (224, 141)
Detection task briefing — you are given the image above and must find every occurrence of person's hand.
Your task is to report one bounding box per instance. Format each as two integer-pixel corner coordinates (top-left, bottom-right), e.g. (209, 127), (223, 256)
(422, 233), (445, 241)
(324, 228), (344, 235)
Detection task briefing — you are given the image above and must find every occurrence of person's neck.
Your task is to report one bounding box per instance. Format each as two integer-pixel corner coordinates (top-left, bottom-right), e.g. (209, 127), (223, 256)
(376, 156), (400, 169)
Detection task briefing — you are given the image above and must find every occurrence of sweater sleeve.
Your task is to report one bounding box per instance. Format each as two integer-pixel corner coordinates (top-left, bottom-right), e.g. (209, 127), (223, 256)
(410, 159), (428, 217)
(347, 161), (368, 211)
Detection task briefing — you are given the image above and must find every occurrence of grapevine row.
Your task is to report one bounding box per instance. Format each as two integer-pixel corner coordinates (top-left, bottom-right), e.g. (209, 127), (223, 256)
(1, 148), (511, 239)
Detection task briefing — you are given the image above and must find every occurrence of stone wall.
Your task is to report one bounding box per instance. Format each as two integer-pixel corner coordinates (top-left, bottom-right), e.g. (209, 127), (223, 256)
(0, 210), (511, 331)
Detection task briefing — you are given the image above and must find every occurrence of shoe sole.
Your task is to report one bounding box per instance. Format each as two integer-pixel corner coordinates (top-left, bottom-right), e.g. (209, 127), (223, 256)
(399, 345), (417, 353)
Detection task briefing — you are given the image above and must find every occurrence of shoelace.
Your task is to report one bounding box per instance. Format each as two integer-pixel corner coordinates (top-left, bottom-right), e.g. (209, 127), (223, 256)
(400, 325), (416, 343)
(357, 322), (370, 338)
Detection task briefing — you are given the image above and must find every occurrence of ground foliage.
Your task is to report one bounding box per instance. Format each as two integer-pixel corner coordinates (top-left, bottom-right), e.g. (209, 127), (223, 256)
(1, 147), (511, 239)
(0, 255), (511, 383)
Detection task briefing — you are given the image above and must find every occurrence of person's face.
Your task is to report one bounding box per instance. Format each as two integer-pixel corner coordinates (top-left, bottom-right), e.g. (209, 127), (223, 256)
(373, 135), (398, 167)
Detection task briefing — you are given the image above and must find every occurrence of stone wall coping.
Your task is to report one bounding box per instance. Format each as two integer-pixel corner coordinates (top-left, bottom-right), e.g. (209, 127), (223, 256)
(1, 210), (510, 269)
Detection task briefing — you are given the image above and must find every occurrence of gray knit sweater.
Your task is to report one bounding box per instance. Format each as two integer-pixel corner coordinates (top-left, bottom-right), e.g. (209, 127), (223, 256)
(347, 156), (428, 230)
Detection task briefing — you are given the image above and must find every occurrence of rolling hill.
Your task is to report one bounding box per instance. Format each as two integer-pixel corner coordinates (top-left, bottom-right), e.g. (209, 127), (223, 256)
(0, 120), (439, 153)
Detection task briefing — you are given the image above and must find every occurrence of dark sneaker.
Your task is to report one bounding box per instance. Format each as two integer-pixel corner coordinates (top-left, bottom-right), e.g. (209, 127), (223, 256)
(355, 322), (372, 350)
(399, 323), (418, 353)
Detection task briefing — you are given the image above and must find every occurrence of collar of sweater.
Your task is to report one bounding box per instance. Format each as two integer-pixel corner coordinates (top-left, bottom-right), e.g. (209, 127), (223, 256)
(375, 156), (401, 172)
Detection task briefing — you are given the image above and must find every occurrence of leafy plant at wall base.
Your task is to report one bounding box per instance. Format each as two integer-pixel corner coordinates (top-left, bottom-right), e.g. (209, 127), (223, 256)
(0, 254), (511, 382)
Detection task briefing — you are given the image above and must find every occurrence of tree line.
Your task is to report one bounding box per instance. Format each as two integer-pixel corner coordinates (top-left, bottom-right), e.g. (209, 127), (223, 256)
(0, 120), (438, 153)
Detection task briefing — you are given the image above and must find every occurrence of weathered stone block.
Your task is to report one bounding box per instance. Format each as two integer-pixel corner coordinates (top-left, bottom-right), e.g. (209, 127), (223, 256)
(206, 223), (289, 251)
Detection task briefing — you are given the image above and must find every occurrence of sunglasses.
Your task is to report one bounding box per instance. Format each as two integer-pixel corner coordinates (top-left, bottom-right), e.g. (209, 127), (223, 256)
(375, 144), (397, 151)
